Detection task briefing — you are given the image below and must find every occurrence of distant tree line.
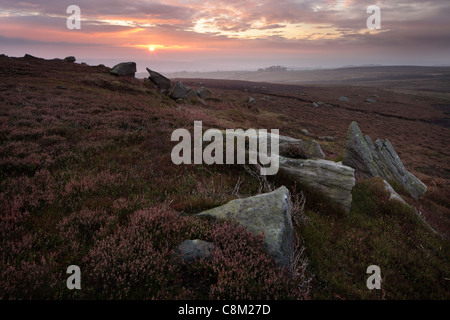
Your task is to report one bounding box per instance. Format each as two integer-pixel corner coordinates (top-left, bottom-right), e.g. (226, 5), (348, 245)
(258, 66), (288, 72)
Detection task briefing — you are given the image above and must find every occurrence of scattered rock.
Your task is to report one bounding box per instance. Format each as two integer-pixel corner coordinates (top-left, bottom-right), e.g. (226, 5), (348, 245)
(248, 97), (256, 104)
(311, 102), (319, 108)
(342, 121), (427, 198)
(278, 137), (325, 159)
(215, 131), (325, 160)
(146, 68), (171, 90)
(303, 140), (326, 159)
(339, 96), (350, 102)
(196, 87), (212, 100)
(110, 62), (136, 77)
(197, 186), (293, 267)
(365, 99), (377, 103)
(372, 94), (380, 99)
(279, 158), (355, 213)
(168, 81), (188, 100)
(173, 239), (215, 264)
(383, 180), (407, 205)
(64, 56), (76, 63)
(301, 129), (309, 136)
(186, 87), (199, 100)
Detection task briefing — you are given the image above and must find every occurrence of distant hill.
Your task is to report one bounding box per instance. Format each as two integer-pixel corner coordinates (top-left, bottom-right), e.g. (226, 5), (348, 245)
(165, 65), (450, 88)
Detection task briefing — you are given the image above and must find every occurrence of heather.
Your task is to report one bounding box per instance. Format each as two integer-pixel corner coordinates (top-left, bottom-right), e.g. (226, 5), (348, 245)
(0, 55), (448, 299)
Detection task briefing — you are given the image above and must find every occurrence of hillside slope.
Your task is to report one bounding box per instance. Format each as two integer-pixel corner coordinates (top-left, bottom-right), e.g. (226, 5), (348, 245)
(0, 55), (448, 299)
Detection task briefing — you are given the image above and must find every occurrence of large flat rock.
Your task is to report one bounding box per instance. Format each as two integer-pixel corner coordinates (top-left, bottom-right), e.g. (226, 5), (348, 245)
(279, 157), (355, 213)
(197, 186), (293, 268)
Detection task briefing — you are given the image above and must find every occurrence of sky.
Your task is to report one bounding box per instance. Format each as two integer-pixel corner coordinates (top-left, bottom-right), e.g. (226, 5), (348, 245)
(1, 0), (449, 72)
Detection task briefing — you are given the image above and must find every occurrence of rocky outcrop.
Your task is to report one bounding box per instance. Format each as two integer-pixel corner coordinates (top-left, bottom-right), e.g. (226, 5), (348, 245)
(278, 136), (325, 159)
(110, 62), (136, 77)
(202, 130), (353, 210)
(173, 239), (215, 264)
(302, 140), (326, 159)
(213, 130), (325, 160)
(64, 56), (76, 63)
(24, 54), (38, 59)
(382, 180), (407, 205)
(197, 186), (293, 268)
(146, 68), (171, 90)
(168, 81), (188, 100)
(279, 157), (355, 213)
(196, 87), (212, 100)
(342, 121), (427, 198)
(186, 87), (199, 100)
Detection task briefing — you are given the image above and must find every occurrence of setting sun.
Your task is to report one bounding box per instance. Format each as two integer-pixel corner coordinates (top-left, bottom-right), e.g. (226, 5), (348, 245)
(149, 45), (155, 52)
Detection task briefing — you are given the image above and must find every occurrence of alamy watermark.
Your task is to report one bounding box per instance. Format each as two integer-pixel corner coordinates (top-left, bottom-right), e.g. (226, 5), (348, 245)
(366, 265), (382, 290)
(171, 121), (280, 176)
(367, 5), (381, 30)
(66, 5), (81, 30)
(66, 265), (81, 290)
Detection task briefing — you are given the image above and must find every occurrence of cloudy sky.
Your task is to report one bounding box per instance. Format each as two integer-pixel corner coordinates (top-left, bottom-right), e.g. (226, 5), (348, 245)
(1, 0), (449, 72)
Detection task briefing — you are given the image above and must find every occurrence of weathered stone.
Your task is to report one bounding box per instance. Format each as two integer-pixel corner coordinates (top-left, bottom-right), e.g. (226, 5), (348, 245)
(196, 87), (212, 99)
(342, 121), (427, 198)
(186, 87), (199, 100)
(278, 138), (325, 160)
(168, 81), (188, 100)
(365, 98), (377, 103)
(383, 180), (407, 205)
(110, 62), (136, 77)
(64, 56), (76, 63)
(248, 97), (256, 104)
(301, 129), (309, 136)
(303, 140), (326, 159)
(339, 96), (350, 102)
(173, 239), (215, 264)
(146, 68), (171, 90)
(197, 187), (293, 267)
(203, 130), (325, 160)
(279, 157), (355, 213)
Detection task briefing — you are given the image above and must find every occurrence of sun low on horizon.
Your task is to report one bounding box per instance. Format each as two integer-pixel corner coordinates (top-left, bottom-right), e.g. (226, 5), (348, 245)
(0, 0), (449, 69)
